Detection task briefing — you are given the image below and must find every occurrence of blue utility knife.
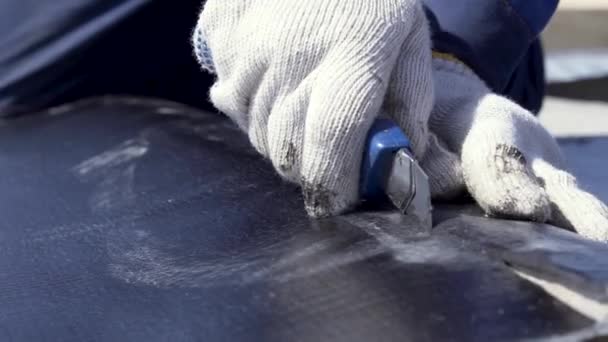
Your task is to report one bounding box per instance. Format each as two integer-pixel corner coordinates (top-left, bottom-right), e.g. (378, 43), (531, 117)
(361, 119), (433, 229)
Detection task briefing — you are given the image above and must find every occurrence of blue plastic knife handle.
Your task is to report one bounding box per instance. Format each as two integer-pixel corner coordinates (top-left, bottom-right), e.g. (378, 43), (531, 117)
(360, 119), (412, 201)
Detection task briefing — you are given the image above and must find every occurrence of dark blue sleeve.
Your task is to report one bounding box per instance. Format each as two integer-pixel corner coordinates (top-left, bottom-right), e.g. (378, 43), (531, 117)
(423, 0), (558, 100)
(507, 0), (559, 36)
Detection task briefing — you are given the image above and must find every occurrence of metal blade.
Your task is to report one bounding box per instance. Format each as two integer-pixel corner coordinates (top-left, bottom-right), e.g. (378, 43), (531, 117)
(385, 149), (432, 231)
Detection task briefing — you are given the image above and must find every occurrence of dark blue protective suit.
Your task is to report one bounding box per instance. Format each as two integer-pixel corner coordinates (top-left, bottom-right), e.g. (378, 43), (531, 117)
(0, 0), (558, 116)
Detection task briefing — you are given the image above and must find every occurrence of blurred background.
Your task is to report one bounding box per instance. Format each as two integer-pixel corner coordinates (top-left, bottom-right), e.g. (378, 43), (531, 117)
(540, 0), (608, 202)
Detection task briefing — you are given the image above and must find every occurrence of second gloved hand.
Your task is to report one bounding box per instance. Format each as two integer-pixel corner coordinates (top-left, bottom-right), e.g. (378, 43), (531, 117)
(424, 56), (608, 242)
(194, 0), (434, 217)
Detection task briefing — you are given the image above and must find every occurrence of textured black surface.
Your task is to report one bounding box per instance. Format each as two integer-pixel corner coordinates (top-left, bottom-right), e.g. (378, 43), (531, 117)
(0, 98), (597, 341)
(436, 215), (608, 303)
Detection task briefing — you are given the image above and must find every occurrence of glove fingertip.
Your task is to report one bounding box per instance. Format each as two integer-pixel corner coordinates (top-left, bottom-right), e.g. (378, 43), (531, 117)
(301, 179), (358, 218)
(463, 144), (553, 223)
(192, 27), (217, 74)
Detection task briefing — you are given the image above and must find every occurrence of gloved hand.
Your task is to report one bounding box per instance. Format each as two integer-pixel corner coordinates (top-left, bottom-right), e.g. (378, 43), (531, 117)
(194, 0), (434, 217)
(424, 56), (608, 242)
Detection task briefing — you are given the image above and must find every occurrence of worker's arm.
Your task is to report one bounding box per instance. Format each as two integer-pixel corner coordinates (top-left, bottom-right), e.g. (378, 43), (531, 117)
(195, 0), (437, 217)
(415, 0), (608, 241)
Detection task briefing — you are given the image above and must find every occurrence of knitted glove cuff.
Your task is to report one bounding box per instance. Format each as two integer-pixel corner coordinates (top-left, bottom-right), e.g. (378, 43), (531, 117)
(193, 26), (216, 74)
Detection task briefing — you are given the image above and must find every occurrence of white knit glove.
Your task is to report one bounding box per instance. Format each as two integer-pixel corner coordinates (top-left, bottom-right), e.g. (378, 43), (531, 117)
(426, 57), (608, 242)
(194, 0), (434, 217)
